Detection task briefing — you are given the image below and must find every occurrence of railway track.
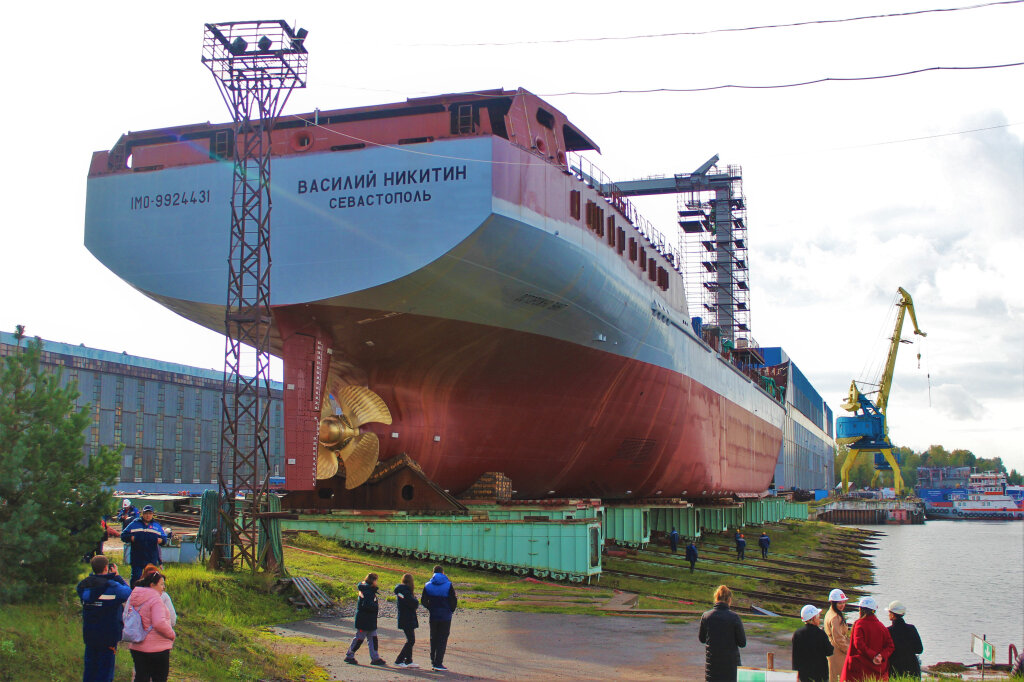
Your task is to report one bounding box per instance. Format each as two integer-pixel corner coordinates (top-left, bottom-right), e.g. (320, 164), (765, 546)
(602, 568), (843, 608)
(637, 548), (873, 584)
(608, 556), (867, 597)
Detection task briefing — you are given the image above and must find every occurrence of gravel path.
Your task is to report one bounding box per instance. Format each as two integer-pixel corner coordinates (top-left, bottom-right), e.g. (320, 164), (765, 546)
(271, 609), (789, 680)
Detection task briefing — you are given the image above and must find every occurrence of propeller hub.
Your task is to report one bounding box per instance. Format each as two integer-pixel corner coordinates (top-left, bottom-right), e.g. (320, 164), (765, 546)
(318, 417), (353, 447)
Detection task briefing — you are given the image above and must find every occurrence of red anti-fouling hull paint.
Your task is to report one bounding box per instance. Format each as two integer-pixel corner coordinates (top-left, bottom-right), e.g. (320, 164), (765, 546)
(276, 306), (781, 499)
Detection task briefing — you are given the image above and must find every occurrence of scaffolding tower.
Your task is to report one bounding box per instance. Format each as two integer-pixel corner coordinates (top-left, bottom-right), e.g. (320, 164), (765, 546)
(678, 165), (750, 345)
(202, 20), (308, 572)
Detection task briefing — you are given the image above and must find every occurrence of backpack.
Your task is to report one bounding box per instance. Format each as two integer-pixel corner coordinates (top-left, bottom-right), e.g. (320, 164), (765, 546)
(121, 600), (152, 643)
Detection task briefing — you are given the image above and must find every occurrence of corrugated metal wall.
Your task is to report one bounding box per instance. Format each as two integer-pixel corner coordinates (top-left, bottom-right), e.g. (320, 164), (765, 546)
(0, 337), (285, 489)
(757, 350), (835, 492)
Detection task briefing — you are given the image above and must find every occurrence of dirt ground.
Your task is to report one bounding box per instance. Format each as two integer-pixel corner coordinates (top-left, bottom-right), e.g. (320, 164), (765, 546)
(271, 609), (790, 681)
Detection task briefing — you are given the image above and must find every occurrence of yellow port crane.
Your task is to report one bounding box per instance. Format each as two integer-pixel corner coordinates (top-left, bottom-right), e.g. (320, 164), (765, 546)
(836, 287), (926, 495)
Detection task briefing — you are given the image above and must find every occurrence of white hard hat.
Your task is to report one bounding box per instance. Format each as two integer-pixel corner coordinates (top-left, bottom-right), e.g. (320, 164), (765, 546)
(828, 589), (848, 602)
(853, 596), (878, 611)
(887, 600), (907, 616)
(122, 499), (131, 508)
(800, 605), (822, 622)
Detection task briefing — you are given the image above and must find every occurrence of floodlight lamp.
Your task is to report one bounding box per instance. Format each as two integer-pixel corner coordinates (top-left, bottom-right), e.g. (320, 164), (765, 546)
(229, 36), (248, 55)
(291, 27), (308, 49)
(258, 35), (272, 52)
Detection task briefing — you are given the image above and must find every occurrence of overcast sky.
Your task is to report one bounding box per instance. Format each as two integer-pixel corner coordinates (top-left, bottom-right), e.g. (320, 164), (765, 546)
(2, 1), (1021, 472)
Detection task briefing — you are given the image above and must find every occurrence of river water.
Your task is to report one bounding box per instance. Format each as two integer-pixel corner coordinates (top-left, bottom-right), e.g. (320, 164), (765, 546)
(849, 520), (1023, 666)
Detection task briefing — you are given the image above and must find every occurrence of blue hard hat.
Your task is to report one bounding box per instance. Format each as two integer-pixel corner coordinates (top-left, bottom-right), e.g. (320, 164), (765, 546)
(142, 505), (155, 513)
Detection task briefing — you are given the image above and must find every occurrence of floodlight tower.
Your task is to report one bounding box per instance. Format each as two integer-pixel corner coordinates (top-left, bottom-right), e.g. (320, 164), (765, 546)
(202, 20), (308, 571)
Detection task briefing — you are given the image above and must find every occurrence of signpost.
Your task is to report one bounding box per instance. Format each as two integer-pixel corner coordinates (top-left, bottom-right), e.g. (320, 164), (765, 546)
(972, 633), (994, 679)
(737, 668), (798, 682)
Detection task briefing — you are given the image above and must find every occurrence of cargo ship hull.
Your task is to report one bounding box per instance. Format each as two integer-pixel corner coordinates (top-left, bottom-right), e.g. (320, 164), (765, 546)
(85, 90), (785, 498)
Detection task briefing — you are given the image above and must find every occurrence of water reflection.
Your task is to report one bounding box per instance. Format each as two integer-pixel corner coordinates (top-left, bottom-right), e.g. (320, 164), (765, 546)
(851, 520), (1023, 666)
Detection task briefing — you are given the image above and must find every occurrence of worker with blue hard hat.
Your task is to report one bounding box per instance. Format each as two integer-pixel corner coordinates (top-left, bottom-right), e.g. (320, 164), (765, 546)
(120, 504), (170, 586)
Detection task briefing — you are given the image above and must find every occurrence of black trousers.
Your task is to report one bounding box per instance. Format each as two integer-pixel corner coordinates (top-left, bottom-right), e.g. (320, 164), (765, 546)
(689, 559), (696, 572)
(396, 626), (416, 663)
(130, 649), (170, 682)
(761, 546), (768, 558)
(429, 619), (451, 666)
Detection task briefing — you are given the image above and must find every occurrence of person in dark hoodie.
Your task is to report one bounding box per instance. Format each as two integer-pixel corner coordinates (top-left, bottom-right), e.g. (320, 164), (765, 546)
(77, 555), (132, 682)
(792, 605), (833, 682)
(344, 573), (387, 667)
(393, 573), (420, 668)
(698, 584), (746, 682)
(885, 601), (923, 679)
(421, 565), (458, 672)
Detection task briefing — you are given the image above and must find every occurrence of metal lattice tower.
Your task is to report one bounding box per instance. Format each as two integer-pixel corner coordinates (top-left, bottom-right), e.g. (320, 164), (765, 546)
(678, 165), (750, 344)
(202, 20), (307, 571)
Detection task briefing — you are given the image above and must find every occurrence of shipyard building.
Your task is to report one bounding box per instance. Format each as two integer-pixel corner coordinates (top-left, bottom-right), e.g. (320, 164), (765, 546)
(0, 331), (284, 493)
(759, 347), (835, 492)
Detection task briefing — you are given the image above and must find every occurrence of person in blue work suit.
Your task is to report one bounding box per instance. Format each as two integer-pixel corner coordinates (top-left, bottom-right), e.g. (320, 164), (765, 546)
(735, 533), (746, 560)
(758, 532), (770, 559)
(77, 554), (132, 682)
(686, 539), (699, 573)
(669, 527), (680, 553)
(120, 505), (170, 586)
(117, 499), (140, 526)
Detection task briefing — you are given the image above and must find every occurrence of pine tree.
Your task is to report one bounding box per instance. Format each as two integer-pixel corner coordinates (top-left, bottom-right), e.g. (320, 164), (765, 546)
(0, 328), (121, 603)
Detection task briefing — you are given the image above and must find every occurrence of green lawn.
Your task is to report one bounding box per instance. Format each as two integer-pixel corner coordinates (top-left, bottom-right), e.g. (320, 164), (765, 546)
(0, 564), (326, 682)
(0, 520), (879, 681)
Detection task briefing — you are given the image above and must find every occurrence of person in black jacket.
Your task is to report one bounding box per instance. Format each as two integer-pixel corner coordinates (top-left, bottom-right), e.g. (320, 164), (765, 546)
(394, 573), (420, 668)
(698, 584), (746, 682)
(344, 573), (387, 667)
(792, 605), (833, 682)
(886, 601), (923, 678)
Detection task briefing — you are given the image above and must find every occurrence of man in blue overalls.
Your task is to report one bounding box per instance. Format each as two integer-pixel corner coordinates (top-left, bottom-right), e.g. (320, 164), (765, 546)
(120, 505), (169, 586)
(77, 555), (132, 682)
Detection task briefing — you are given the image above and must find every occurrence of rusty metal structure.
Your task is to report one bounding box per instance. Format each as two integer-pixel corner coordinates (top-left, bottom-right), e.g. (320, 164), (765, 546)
(202, 19), (307, 571)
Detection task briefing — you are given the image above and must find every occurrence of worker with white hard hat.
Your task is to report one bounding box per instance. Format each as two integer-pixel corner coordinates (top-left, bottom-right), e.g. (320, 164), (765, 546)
(841, 596), (895, 681)
(823, 589), (849, 682)
(886, 600), (923, 678)
(792, 604), (833, 682)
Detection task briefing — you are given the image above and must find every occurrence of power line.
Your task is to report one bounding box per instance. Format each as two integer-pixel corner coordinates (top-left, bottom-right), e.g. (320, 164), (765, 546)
(541, 60), (1024, 96)
(289, 112), (1021, 167)
(825, 121), (1022, 151)
(412, 0), (1024, 47)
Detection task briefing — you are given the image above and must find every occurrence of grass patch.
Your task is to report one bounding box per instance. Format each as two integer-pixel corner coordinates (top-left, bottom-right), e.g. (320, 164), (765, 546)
(0, 563), (329, 682)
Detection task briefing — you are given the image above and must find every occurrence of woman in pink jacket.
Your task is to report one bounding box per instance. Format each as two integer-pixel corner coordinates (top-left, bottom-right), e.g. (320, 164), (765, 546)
(128, 570), (176, 682)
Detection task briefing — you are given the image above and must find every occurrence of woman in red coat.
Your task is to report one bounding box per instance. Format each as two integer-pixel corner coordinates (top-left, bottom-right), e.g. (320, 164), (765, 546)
(841, 597), (895, 681)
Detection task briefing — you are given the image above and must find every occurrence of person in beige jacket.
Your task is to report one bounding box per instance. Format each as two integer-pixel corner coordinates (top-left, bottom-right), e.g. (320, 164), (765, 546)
(823, 588), (850, 682)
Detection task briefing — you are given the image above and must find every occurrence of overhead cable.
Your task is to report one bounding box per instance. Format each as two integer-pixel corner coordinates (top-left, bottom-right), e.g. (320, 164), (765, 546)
(412, 0), (1024, 47)
(541, 60), (1024, 96)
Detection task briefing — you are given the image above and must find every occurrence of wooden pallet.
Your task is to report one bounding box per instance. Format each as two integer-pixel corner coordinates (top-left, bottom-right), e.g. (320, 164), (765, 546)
(286, 576), (333, 609)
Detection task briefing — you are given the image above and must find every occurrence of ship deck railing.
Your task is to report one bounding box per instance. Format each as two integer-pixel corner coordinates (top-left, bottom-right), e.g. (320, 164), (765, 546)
(567, 152), (684, 274)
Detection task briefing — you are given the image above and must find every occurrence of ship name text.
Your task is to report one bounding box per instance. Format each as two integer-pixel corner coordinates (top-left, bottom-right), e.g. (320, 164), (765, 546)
(297, 165), (468, 209)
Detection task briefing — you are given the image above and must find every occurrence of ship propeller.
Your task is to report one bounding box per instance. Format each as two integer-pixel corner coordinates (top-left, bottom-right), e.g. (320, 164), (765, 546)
(316, 385), (393, 489)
